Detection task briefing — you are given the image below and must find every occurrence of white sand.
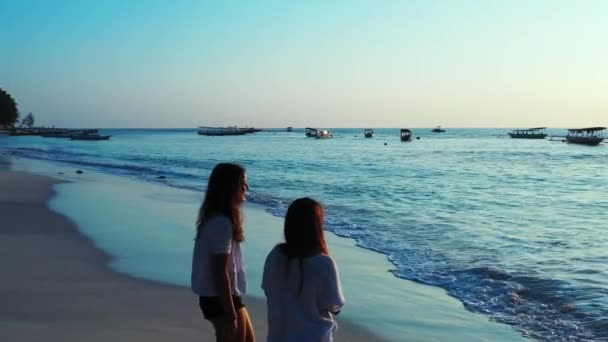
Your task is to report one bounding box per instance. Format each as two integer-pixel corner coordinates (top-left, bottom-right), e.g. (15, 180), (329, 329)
(0, 160), (381, 342)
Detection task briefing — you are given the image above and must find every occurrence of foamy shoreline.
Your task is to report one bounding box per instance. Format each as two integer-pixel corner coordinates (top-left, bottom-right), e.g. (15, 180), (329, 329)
(0, 157), (383, 341)
(3, 156), (527, 341)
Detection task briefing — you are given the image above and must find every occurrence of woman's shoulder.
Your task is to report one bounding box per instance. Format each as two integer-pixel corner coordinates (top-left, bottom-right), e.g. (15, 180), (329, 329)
(310, 254), (339, 270)
(199, 214), (233, 235)
(204, 214), (232, 227)
(267, 244), (286, 258)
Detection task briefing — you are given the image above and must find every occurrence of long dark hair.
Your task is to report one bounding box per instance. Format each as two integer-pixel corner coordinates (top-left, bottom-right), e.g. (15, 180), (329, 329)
(196, 163), (246, 242)
(281, 197), (329, 294)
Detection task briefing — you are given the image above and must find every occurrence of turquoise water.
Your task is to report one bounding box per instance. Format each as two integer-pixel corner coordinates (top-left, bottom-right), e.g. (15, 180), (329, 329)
(29, 166), (522, 341)
(2, 128), (606, 341)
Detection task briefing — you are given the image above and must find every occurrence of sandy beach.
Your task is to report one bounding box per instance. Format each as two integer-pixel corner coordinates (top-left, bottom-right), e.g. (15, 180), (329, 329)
(0, 165), (383, 341)
(0, 156), (530, 341)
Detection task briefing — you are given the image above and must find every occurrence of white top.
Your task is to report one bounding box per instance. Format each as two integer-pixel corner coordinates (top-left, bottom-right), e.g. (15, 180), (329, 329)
(262, 245), (345, 342)
(191, 215), (247, 296)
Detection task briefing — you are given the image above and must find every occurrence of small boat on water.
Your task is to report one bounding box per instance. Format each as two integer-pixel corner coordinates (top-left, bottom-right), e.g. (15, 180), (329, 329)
(315, 130), (333, 139)
(42, 131), (73, 138)
(43, 128), (89, 138)
(508, 127), (547, 139)
(364, 129), (373, 138)
(305, 127), (318, 137)
(400, 129), (413, 142)
(286, 126), (293, 132)
(431, 126), (445, 133)
(71, 135), (111, 141)
(197, 126), (259, 136)
(565, 127), (605, 146)
(70, 132), (110, 141)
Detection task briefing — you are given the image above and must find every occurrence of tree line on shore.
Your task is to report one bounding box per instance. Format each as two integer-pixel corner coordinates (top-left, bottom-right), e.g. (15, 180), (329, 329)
(0, 88), (35, 129)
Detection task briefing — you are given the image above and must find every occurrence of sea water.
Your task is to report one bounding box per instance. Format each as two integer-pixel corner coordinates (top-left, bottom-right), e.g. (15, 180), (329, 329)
(1, 128), (606, 341)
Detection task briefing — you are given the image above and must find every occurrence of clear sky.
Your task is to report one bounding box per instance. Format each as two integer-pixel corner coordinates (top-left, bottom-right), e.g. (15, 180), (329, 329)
(1, 0), (607, 128)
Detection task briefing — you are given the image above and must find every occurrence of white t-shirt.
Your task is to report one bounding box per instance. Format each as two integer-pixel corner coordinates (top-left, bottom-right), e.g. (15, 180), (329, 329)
(262, 245), (345, 342)
(191, 215), (247, 296)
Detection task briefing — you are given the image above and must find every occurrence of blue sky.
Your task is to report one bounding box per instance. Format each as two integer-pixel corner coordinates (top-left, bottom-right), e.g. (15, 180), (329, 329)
(1, 0), (607, 128)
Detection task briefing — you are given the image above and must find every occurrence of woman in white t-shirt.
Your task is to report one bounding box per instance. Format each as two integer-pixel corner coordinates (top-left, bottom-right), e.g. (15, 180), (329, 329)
(191, 163), (255, 342)
(262, 198), (345, 342)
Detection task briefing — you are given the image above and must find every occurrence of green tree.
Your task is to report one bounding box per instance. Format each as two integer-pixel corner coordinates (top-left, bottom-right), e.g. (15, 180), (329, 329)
(0, 88), (19, 128)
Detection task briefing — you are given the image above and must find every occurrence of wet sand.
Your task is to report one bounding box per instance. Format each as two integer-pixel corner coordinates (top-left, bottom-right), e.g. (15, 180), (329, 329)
(0, 168), (382, 341)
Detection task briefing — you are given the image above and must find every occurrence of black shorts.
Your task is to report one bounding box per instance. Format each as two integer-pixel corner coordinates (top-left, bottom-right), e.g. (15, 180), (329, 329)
(199, 295), (245, 320)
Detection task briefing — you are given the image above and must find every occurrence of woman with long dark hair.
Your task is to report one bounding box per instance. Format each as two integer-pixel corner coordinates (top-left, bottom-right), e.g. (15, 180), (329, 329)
(191, 163), (255, 342)
(262, 198), (345, 342)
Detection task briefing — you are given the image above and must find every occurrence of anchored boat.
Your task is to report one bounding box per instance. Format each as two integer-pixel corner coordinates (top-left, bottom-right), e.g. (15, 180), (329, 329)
(305, 127), (318, 137)
(565, 127), (605, 146)
(197, 126), (259, 136)
(508, 127), (547, 139)
(400, 129), (413, 142)
(315, 130), (333, 139)
(70, 130), (110, 141)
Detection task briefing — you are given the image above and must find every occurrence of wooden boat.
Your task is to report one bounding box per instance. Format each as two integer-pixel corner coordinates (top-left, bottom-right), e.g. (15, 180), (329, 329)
(508, 127), (547, 139)
(364, 129), (373, 138)
(431, 126), (445, 133)
(42, 129), (76, 138)
(315, 130), (333, 139)
(197, 126), (249, 136)
(305, 127), (318, 137)
(400, 129), (413, 142)
(70, 134), (110, 141)
(70, 129), (109, 140)
(242, 127), (262, 133)
(565, 127), (605, 146)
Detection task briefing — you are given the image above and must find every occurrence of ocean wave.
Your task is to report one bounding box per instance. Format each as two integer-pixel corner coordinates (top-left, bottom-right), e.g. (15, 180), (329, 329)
(8, 147), (201, 181)
(4, 133), (607, 341)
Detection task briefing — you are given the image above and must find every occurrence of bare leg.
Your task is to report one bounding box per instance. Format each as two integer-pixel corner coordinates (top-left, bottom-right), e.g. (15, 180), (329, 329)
(208, 309), (254, 342)
(236, 307), (255, 342)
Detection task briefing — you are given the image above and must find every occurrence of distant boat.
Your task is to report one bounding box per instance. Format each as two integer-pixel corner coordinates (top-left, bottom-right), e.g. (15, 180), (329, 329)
(305, 127), (318, 137)
(565, 127), (605, 146)
(315, 130), (333, 139)
(400, 129), (413, 142)
(9, 127), (93, 137)
(42, 129), (80, 138)
(508, 127), (547, 139)
(431, 126), (446, 133)
(364, 129), (373, 138)
(42, 132), (71, 138)
(70, 133), (110, 141)
(197, 126), (258, 136)
(286, 126), (293, 132)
